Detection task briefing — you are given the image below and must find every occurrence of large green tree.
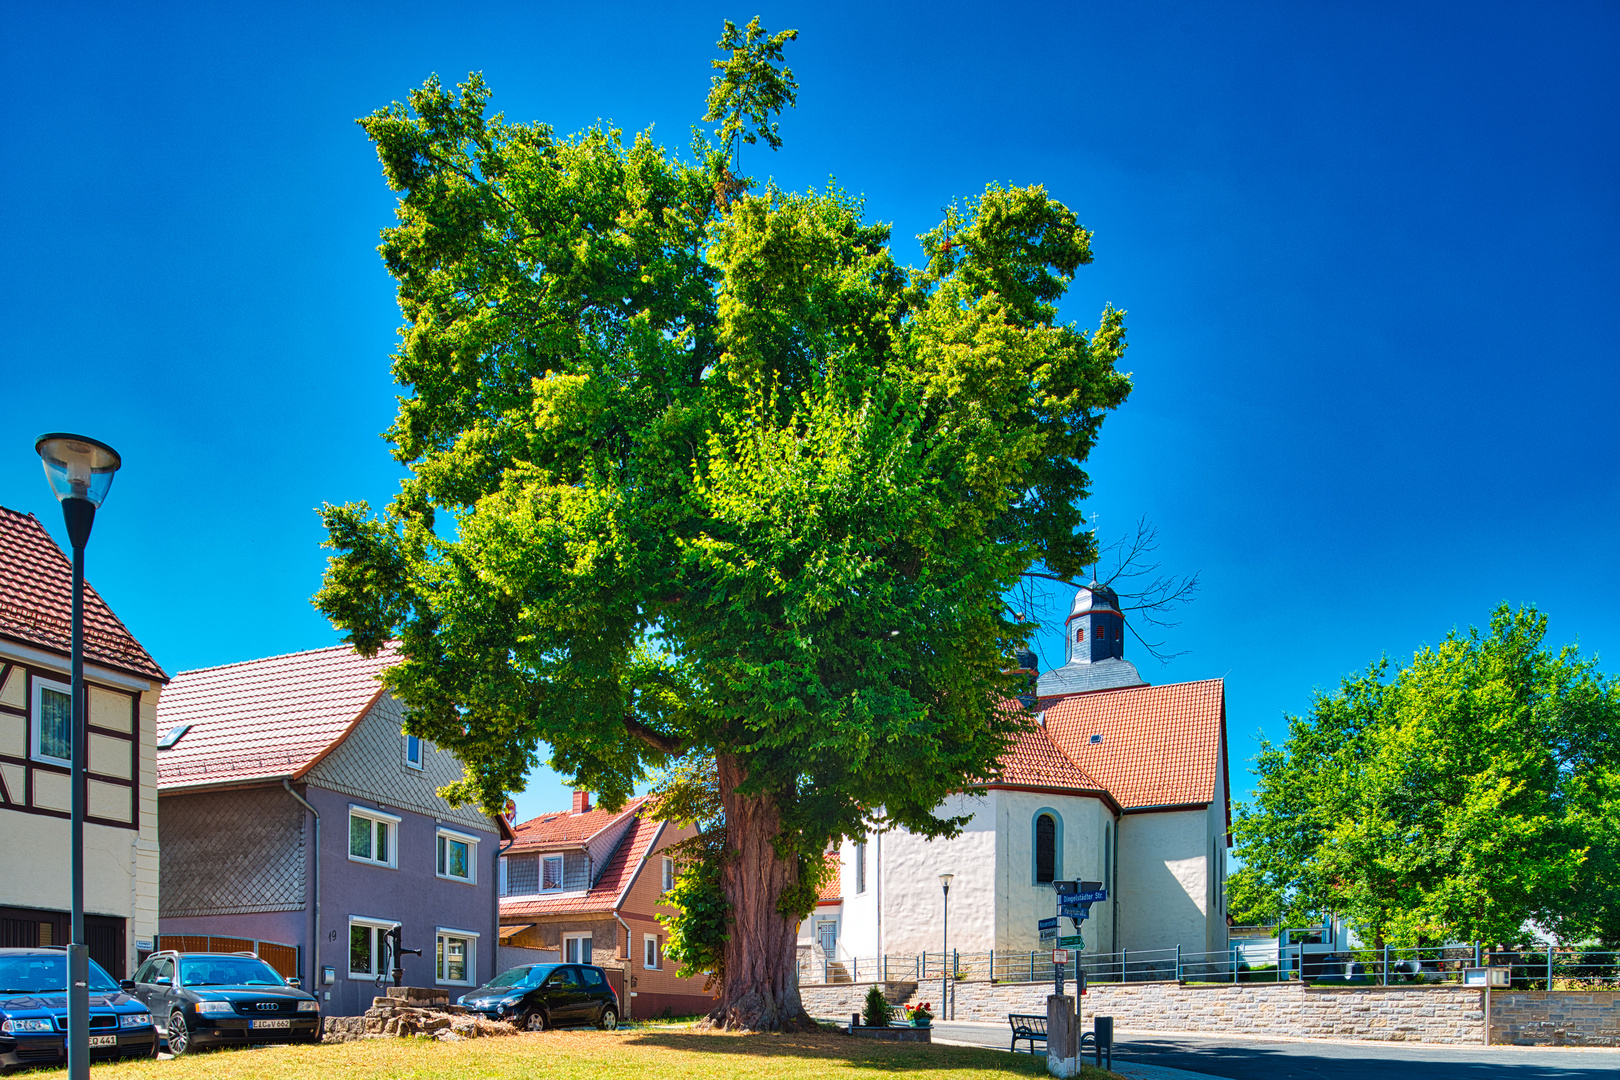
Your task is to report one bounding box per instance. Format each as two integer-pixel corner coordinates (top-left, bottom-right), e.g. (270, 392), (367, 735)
(316, 21), (1131, 1028)
(1229, 604), (1620, 947)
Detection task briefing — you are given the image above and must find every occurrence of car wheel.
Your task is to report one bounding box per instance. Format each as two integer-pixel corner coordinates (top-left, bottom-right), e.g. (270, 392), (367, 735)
(521, 1009), (548, 1032)
(168, 1011), (192, 1055)
(597, 1006), (618, 1031)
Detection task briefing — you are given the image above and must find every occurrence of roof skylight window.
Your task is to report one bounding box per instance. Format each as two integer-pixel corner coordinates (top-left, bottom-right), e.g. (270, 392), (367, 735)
(157, 723), (191, 749)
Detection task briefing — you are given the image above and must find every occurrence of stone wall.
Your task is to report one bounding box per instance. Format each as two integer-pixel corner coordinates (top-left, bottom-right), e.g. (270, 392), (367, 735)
(800, 981), (918, 1017)
(1491, 991), (1619, 1047)
(807, 978), (1620, 1049)
(958, 981), (1486, 1044)
(809, 979), (1486, 1045)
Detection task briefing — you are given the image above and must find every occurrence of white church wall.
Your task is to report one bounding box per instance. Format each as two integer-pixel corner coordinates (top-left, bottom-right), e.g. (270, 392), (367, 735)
(991, 789), (1114, 956)
(873, 792), (998, 956)
(1116, 807), (1209, 955)
(837, 832), (879, 960)
(1204, 746), (1230, 954)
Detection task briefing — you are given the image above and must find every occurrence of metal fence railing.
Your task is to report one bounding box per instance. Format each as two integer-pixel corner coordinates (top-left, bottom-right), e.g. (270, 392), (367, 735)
(797, 944), (1620, 990)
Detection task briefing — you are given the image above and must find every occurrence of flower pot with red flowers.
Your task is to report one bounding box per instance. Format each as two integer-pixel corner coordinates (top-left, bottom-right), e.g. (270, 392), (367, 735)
(905, 1003), (933, 1028)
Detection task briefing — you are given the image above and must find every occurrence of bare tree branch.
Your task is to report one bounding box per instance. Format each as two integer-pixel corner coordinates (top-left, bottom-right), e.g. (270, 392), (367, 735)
(1016, 516), (1200, 666)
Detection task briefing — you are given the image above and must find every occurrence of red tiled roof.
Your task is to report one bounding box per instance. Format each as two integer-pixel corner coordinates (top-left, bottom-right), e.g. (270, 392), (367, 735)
(994, 720), (1114, 804)
(156, 643), (396, 789)
(508, 796), (647, 851)
(818, 860), (842, 904)
(501, 810), (666, 919)
(1038, 678), (1225, 810)
(0, 506), (165, 682)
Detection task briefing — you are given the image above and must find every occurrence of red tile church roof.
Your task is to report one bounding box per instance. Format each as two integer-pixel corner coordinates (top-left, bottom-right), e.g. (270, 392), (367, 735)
(1038, 678), (1225, 810)
(0, 506), (165, 682)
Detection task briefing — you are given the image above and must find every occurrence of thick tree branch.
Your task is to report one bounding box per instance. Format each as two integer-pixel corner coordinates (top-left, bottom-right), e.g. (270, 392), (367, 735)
(624, 716), (686, 756)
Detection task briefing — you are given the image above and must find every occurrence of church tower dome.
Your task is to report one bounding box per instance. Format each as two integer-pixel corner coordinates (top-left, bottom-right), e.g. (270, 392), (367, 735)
(1065, 582), (1125, 665)
(1037, 580), (1147, 696)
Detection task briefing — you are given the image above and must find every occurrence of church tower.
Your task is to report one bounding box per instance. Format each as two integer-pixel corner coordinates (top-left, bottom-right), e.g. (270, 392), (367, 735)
(1037, 581), (1147, 696)
(1065, 581), (1126, 665)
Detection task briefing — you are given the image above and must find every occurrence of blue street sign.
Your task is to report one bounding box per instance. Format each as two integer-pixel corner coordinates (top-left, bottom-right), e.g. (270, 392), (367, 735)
(1038, 917), (1059, 931)
(1073, 889), (1107, 903)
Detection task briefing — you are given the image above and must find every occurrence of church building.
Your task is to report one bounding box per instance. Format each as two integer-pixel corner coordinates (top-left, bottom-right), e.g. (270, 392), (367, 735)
(803, 583), (1230, 971)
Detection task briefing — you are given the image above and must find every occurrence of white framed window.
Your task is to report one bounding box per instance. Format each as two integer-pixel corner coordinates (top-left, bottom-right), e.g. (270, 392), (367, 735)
(349, 805), (401, 868)
(349, 917), (397, 978)
(31, 676), (72, 766)
(541, 855), (563, 891)
(854, 840), (867, 894)
(435, 927), (478, 986)
(643, 933), (662, 970)
(661, 855), (675, 893)
(436, 827), (479, 884)
(404, 734), (423, 769)
(563, 932), (593, 965)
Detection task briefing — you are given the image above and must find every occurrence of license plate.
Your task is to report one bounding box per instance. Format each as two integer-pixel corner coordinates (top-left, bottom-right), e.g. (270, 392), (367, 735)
(252, 1019), (290, 1029)
(89, 1035), (117, 1047)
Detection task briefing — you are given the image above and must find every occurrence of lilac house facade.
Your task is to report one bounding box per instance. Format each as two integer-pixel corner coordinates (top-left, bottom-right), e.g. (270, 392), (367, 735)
(154, 645), (507, 1016)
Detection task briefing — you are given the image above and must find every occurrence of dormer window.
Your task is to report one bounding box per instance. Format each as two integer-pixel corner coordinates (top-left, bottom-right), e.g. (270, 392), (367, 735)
(405, 734), (423, 769)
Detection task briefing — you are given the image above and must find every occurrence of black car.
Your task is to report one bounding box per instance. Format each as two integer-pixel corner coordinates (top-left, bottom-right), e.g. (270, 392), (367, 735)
(457, 963), (619, 1030)
(128, 951), (320, 1054)
(0, 947), (157, 1073)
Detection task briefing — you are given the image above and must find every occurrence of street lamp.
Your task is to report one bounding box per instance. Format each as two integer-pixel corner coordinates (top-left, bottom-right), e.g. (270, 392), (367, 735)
(36, 433), (121, 1080)
(939, 873), (953, 1021)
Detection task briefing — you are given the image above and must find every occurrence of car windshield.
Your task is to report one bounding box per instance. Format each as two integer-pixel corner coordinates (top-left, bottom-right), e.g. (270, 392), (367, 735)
(178, 957), (286, 987)
(480, 965), (549, 990)
(0, 955), (118, 995)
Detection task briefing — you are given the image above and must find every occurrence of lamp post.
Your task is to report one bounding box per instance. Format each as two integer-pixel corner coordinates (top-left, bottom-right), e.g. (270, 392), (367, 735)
(939, 873), (952, 1021)
(35, 433), (121, 1080)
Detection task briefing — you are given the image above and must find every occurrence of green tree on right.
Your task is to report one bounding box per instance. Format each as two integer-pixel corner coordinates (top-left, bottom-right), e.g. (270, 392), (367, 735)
(1228, 604), (1620, 947)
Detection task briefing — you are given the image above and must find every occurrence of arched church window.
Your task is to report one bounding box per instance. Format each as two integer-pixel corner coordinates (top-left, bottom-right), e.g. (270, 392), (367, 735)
(1075, 628), (1084, 642)
(1035, 814), (1056, 884)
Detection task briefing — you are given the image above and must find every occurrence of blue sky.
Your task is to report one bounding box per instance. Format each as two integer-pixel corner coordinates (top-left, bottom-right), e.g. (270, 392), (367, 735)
(2, 1), (1615, 825)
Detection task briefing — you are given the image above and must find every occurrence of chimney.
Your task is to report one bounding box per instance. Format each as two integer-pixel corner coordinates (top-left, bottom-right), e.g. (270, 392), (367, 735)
(571, 790), (591, 815)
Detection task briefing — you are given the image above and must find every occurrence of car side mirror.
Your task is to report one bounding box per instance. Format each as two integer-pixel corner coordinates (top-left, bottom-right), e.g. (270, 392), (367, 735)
(119, 980), (136, 991)
(285, 977), (301, 988)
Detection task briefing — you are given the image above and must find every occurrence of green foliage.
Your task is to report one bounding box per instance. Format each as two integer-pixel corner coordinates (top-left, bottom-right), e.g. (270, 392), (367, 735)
(704, 17), (799, 164)
(1229, 604), (1620, 946)
(649, 755), (729, 985)
(862, 985), (893, 1027)
(316, 23), (1130, 999)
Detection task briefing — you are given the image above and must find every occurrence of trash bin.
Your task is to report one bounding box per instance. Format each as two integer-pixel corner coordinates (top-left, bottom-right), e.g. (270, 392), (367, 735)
(1093, 1016), (1113, 1070)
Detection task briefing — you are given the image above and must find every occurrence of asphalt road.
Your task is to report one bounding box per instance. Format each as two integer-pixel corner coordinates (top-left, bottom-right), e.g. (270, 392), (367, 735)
(930, 1021), (1620, 1080)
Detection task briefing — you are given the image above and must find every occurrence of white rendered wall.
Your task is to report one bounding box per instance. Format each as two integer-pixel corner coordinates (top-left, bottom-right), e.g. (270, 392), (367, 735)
(1204, 747), (1230, 954)
(1115, 808), (1209, 954)
(875, 792), (998, 957)
(836, 832), (879, 961)
(991, 789), (1114, 957)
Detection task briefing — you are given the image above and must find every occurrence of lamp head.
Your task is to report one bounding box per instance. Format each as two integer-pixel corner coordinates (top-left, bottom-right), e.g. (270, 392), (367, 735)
(35, 433), (121, 508)
(939, 872), (953, 891)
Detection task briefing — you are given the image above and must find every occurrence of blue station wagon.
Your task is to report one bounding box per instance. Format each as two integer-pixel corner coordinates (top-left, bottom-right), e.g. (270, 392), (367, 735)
(0, 948), (157, 1073)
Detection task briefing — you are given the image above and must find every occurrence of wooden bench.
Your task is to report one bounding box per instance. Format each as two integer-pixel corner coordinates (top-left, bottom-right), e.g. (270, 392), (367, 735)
(1008, 1013), (1047, 1053)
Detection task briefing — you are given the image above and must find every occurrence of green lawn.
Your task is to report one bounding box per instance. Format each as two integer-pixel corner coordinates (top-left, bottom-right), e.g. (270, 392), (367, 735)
(37, 1030), (1123, 1080)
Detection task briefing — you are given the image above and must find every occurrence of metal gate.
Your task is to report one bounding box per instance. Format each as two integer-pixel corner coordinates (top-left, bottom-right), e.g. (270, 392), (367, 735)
(0, 906), (127, 978)
(155, 935), (301, 979)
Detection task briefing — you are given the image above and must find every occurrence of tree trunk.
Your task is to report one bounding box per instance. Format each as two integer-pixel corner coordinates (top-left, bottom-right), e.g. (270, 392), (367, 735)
(708, 754), (814, 1031)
